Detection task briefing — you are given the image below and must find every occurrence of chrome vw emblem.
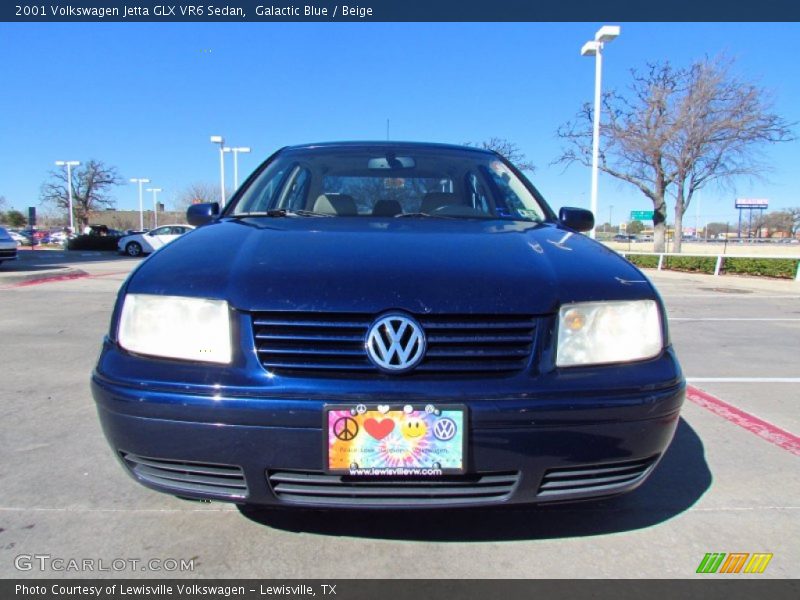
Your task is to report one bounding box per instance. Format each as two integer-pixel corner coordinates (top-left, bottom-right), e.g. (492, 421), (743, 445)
(366, 314), (426, 372)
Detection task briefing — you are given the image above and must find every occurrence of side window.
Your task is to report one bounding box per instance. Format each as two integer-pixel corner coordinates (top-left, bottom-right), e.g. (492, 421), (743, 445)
(276, 166), (311, 210)
(232, 162), (288, 214)
(465, 172), (492, 213)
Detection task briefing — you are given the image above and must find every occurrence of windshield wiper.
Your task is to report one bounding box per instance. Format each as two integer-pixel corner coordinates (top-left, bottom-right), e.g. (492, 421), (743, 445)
(233, 209), (333, 218)
(393, 212), (459, 220)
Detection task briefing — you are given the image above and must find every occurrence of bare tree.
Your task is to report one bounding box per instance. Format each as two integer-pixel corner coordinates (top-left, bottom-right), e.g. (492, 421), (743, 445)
(706, 222), (732, 238)
(788, 207), (800, 237)
(40, 160), (124, 229)
(465, 138), (536, 172)
(752, 210), (794, 238)
(173, 182), (219, 213)
(556, 57), (794, 252)
(667, 58), (794, 251)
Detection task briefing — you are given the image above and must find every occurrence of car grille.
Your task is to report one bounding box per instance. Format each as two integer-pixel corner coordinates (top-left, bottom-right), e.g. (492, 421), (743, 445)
(536, 456), (658, 498)
(268, 470), (520, 506)
(121, 453), (248, 499)
(251, 312), (537, 376)
(0, 248), (17, 258)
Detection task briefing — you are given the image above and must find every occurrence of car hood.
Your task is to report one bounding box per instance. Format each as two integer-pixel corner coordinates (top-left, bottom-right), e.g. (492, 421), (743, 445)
(126, 218), (656, 314)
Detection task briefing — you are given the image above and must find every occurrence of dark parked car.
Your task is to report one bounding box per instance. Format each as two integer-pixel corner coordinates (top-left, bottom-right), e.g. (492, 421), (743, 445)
(92, 142), (684, 509)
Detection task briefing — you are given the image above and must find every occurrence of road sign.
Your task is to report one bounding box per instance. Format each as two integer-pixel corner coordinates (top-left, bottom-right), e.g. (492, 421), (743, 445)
(735, 199), (768, 209)
(630, 210), (654, 221)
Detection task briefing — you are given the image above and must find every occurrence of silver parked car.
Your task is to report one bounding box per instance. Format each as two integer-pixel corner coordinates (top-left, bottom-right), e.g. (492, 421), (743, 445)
(0, 227), (19, 266)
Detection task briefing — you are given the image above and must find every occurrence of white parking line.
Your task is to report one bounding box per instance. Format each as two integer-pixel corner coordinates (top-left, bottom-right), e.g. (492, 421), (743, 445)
(672, 318), (800, 322)
(0, 506), (235, 513)
(662, 295), (800, 299)
(687, 377), (800, 383)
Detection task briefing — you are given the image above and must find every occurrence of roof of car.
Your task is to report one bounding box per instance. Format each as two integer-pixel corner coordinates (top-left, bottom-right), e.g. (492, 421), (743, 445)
(283, 141), (495, 155)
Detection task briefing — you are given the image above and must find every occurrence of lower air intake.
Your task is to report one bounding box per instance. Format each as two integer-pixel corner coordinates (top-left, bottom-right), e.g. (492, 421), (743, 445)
(268, 470), (520, 507)
(537, 456), (658, 498)
(121, 453), (248, 499)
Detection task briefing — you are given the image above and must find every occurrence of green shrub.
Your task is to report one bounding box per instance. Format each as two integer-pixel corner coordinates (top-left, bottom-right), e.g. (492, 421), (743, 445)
(625, 254), (658, 268)
(663, 255), (717, 274)
(623, 253), (799, 279)
(723, 257), (798, 279)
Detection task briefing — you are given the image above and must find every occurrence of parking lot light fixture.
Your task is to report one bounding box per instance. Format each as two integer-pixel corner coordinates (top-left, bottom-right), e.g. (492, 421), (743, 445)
(146, 187), (162, 228)
(581, 25), (621, 239)
(210, 135), (226, 206)
(225, 146), (251, 190)
(55, 160), (80, 233)
(130, 178), (151, 230)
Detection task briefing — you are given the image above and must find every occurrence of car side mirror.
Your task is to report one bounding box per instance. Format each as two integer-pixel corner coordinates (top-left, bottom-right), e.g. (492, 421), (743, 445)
(559, 207), (594, 233)
(187, 202), (220, 227)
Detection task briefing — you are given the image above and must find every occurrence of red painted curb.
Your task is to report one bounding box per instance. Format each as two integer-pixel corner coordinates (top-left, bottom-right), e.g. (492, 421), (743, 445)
(686, 385), (800, 456)
(2, 271), (89, 289)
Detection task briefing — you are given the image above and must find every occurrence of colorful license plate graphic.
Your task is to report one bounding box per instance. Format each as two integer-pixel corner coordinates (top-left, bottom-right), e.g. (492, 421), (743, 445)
(325, 404), (466, 475)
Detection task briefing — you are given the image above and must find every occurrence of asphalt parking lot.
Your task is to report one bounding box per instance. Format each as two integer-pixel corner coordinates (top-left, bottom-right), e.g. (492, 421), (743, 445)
(0, 250), (798, 579)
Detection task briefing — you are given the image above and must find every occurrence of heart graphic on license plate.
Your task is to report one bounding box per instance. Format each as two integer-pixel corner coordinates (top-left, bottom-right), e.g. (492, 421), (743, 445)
(364, 418), (395, 440)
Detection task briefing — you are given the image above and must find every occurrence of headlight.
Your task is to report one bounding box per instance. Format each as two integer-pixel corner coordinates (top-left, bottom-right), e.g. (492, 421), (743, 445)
(556, 300), (662, 367)
(118, 294), (232, 364)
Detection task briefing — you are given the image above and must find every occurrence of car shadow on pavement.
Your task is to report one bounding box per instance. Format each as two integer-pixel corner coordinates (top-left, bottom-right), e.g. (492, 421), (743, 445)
(239, 418), (712, 541)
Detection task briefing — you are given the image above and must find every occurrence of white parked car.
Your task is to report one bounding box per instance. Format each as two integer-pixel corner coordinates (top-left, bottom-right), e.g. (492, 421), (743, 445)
(118, 225), (194, 257)
(49, 230), (71, 244)
(8, 230), (27, 245)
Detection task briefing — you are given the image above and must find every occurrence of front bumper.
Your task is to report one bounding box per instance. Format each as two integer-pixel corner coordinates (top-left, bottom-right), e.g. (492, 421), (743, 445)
(92, 347), (685, 508)
(0, 245), (18, 261)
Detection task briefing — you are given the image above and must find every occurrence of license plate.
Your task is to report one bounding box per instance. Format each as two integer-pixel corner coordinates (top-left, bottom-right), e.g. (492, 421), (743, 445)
(324, 404), (466, 476)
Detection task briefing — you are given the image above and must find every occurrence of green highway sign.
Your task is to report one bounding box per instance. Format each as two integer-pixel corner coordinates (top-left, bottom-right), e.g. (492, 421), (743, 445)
(630, 210), (654, 221)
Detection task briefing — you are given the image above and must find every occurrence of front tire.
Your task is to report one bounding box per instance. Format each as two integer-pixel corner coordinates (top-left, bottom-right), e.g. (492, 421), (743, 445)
(125, 242), (143, 257)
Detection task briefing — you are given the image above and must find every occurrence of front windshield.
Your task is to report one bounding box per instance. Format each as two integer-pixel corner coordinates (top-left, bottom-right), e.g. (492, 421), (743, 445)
(229, 146), (552, 221)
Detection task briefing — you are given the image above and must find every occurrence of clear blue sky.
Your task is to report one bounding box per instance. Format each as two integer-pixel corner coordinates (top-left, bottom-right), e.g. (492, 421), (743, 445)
(1, 22), (798, 227)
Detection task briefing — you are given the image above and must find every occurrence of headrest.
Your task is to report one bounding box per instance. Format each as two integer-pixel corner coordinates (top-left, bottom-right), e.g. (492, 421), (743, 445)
(372, 199), (403, 217)
(313, 194), (358, 216)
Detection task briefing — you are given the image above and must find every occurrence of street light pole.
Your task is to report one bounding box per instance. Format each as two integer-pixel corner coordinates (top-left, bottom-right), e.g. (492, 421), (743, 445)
(130, 178), (150, 230)
(581, 25), (620, 239)
(224, 146), (251, 190)
(210, 135), (226, 206)
(146, 187), (162, 228)
(55, 160), (80, 232)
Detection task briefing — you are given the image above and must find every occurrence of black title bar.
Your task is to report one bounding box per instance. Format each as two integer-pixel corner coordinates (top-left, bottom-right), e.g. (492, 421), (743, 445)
(4, 0), (800, 22)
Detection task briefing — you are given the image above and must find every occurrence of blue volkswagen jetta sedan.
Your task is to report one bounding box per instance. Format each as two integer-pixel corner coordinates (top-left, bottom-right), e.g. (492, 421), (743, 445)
(92, 141), (684, 508)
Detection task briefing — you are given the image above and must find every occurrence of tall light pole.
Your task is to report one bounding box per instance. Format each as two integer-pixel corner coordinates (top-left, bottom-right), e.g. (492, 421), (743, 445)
(224, 146), (251, 190)
(210, 135), (226, 206)
(146, 187), (162, 228)
(55, 160), (80, 232)
(581, 25), (620, 239)
(130, 178), (150, 230)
